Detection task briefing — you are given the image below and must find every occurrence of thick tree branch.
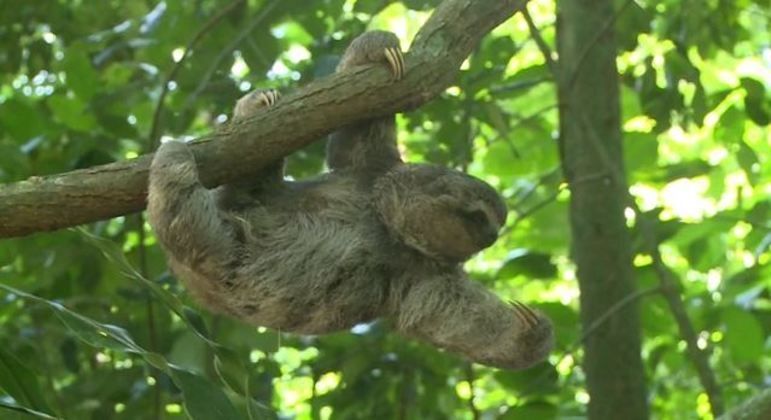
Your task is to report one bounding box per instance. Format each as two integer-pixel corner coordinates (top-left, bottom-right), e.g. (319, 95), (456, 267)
(0, 0), (528, 238)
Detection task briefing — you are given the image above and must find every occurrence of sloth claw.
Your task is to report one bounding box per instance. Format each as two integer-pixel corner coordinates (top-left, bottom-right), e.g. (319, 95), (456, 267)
(255, 89), (280, 107)
(234, 89), (280, 120)
(383, 47), (405, 80)
(509, 300), (539, 329)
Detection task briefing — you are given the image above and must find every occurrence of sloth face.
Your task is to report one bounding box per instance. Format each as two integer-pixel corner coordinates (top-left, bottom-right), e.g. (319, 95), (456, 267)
(374, 164), (507, 262)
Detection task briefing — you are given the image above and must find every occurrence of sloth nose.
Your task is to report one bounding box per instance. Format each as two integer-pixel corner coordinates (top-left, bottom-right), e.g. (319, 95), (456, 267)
(479, 226), (498, 248)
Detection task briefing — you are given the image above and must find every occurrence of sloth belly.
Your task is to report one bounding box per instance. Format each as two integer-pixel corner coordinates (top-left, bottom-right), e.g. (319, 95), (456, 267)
(226, 211), (393, 334)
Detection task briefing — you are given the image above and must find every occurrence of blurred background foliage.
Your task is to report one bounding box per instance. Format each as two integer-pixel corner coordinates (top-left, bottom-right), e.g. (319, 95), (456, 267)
(0, 0), (769, 418)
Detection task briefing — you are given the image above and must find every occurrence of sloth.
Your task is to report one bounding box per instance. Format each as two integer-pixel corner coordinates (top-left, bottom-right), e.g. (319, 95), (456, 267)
(147, 31), (553, 370)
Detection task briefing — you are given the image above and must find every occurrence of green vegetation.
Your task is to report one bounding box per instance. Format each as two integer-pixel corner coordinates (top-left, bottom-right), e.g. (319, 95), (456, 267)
(0, 0), (768, 418)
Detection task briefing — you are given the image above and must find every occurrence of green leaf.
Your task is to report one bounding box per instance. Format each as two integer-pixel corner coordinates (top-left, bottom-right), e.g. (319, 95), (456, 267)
(621, 85), (643, 122)
(494, 362), (558, 396)
(651, 159), (712, 182)
(77, 228), (220, 347)
(500, 401), (557, 419)
(736, 141), (760, 185)
(0, 284), (248, 419)
(498, 249), (557, 280)
(0, 348), (55, 416)
(614, 0), (651, 51)
(0, 401), (58, 420)
(624, 131), (658, 179)
(77, 229), (272, 413)
(538, 302), (579, 346)
(48, 95), (98, 131)
(741, 77), (770, 126)
(61, 43), (100, 100)
(172, 369), (243, 420)
(0, 99), (49, 141)
(722, 307), (765, 365)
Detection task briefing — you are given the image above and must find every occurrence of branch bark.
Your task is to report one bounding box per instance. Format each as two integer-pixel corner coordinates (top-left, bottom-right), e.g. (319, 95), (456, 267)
(0, 0), (528, 238)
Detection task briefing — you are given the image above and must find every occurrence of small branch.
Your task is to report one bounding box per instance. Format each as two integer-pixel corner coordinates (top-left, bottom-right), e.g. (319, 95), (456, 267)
(521, 6), (558, 75)
(184, 0), (283, 110)
(148, 0), (245, 149)
(509, 187), (561, 229)
(578, 285), (662, 349)
(719, 388), (771, 420)
(524, 286), (661, 395)
(633, 203), (725, 416)
(0, 0), (531, 238)
(464, 363), (480, 420)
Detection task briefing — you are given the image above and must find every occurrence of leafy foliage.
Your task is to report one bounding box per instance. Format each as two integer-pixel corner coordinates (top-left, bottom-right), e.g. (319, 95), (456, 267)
(0, 0), (768, 418)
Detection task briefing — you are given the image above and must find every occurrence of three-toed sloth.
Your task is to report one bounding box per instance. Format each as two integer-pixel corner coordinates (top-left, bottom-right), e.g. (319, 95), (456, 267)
(148, 31), (553, 370)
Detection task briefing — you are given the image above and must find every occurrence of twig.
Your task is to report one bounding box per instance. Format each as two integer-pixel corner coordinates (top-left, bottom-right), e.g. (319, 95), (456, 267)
(633, 203), (725, 415)
(510, 187), (561, 229)
(509, 166), (561, 208)
(184, 0), (283, 110)
(523, 286), (661, 395)
(135, 213), (161, 418)
(148, 0), (246, 149)
(521, 5), (558, 76)
(578, 286), (662, 349)
(464, 363), (480, 420)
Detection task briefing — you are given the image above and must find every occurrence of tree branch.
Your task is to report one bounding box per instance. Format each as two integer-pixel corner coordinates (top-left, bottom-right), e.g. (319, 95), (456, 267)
(0, 0), (529, 238)
(633, 203), (725, 416)
(719, 388), (771, 420)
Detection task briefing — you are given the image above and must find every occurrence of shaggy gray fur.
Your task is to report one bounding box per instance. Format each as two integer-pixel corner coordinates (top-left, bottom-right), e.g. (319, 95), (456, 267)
(147, 31), (553, 370)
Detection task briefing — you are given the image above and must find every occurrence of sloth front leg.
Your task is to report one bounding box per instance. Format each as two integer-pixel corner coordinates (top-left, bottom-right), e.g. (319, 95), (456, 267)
(327, 31), (405, 176)
(219, 88), (285, 209)
(395, 276), (554, 370)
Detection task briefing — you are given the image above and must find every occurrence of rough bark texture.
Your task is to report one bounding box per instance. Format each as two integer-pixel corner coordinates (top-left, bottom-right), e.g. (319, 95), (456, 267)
(556, 1), (649, 419)
(0, 0), (528, 238)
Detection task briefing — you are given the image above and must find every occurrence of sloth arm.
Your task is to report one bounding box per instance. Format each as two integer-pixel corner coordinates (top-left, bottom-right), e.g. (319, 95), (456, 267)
(394, 273), (554, 370)
(326, 31), (405, 177)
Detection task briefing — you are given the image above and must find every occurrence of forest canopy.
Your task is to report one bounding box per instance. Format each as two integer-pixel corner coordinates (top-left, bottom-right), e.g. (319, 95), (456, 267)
(0, 0), (768, 419)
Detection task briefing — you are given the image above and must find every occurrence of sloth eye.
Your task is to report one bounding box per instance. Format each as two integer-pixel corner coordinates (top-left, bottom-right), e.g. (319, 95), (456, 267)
(464, 209), (488, 226)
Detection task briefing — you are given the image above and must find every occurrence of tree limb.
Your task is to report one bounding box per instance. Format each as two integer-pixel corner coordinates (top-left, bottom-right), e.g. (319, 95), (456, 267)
(719, 388), (771, 420)
(0, 0), (529, 238)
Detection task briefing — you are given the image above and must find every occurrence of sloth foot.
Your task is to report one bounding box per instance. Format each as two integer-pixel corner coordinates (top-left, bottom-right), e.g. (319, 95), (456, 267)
(339, 31), (405, 80)
(233, 88), (281, 120)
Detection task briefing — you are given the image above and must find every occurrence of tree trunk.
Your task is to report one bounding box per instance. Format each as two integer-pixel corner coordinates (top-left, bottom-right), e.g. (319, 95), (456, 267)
(556, 1), (649, 419)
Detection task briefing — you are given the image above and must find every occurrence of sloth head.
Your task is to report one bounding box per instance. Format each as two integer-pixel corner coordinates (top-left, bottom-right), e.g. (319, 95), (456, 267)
(374, 164), (507, 262)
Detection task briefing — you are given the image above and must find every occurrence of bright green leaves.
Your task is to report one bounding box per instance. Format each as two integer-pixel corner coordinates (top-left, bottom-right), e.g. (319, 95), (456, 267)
(0, 0), (768, 419)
